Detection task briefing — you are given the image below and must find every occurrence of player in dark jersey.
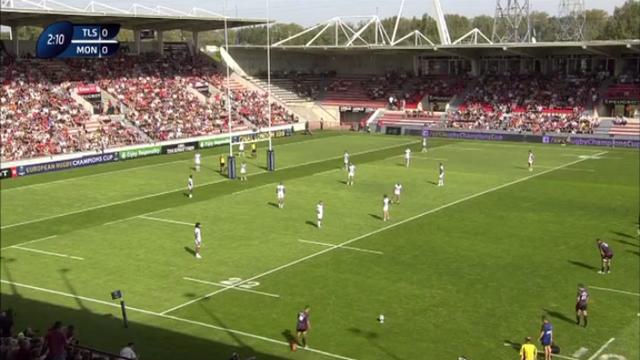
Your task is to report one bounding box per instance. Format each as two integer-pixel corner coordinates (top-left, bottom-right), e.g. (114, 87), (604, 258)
(538, 317), (553, 360)
(575, 284), (589, 327)
(596, 239), (613, 274)
(296, 306), (311, 348)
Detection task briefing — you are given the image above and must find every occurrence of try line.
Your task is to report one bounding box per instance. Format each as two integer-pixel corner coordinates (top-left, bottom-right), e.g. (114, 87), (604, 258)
(0, 279), (354, 360)
(159, 151), (607, 315)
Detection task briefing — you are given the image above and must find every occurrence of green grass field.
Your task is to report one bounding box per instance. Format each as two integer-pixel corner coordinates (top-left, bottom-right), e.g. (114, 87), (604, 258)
(1, 132), (638, 360)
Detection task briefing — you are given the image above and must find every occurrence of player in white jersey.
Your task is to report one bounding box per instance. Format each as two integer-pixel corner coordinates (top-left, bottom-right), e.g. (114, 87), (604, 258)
(382, 194), (390, 221)
(343, 151), (350, 170)
(240, 162), (247, 181)
(438, 162), (445, 187)
(238, 141), (245, 157)
(276, 182), (286, 208)
(316, 201), (324, 229)
(187, 174), (194, 198)
(194, 222), (202, 259)
(404, 148), (411, 167)
(194, 152), (201, 172)
(421, 137), (427, 152)
(392, 183), (402, 204)
(347, 163), (356, 186)
(528, 150), (535, 172)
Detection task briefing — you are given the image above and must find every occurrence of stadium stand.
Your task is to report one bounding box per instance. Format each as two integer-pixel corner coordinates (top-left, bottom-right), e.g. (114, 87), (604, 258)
(0, 55), (146, 161)
(1, 51), (302, 161)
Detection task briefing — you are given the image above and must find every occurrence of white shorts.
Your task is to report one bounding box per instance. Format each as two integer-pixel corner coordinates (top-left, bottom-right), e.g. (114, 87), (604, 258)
(348, 173), (354, 178)
(528, 161), (533, 165)
(195, 161), (201, 165)
(195, 240), (201, 247)
(188, 186), (193, 191)
(383, 206), (389, 212)
(277, 193), (284, 199)
(394, 191), (400, 196)
(240, 169), (246, 174)
(439, 174), (444, 179)
(317, 214), (323, 220)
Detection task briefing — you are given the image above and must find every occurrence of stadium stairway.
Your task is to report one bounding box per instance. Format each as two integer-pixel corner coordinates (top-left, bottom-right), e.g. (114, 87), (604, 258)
(593, 119), (613, 136)
(610, 118), (640, 137)
(249, 76), (310, 103)
(229, 74), (311, 124)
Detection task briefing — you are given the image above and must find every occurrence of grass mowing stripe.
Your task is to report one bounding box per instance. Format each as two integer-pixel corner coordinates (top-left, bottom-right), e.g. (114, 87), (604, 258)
(587, 338), (616, 360)
(160, 151), (608, 315)
(0, 132), (346, 191)
(0, 140), (419, 245)
(1, 140), (415, 231)
(0, 235), (57, 251)
(0, 279), (356, 360)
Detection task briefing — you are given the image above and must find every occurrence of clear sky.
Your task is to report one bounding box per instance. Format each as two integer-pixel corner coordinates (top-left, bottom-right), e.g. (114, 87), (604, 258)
(35, 0), (630, 26)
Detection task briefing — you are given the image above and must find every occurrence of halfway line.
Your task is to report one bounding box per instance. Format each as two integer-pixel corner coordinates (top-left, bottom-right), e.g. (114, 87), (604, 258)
(159, 151), (607, 315)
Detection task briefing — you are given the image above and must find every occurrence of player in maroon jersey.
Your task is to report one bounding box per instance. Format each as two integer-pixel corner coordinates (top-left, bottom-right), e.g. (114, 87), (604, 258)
(575, 284), (589, 327)
(596, 239), (613, 274)
(296, 306), (311, 348)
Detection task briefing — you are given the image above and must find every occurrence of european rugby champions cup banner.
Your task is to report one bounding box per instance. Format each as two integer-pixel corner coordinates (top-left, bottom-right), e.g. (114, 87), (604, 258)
(14, 153), (119, 177)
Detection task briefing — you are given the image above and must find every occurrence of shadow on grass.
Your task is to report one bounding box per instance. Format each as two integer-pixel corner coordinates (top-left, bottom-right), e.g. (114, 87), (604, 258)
(628, 250), (640, 257)
(338, 180), (348, 185)
(543, 308), (575, 324)
(267, 202), (279, 208)
(281, 329), (296, 346)
(0, 291), (287, 359)
(612, 231), (635, 239)
(567, 260), (598, 271)
(305, 220), (317, 228)
(503, 339), (521, 351)
(183, 246), (196, 256)
(427, 180), (438, 186)
(368, 214), (383, 220)
(615, 238), (639, 248)
(347, 327), (399, 359)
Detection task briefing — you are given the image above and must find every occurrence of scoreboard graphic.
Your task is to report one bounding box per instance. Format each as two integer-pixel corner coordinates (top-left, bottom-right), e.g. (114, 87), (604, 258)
(36, 21), (120, 59)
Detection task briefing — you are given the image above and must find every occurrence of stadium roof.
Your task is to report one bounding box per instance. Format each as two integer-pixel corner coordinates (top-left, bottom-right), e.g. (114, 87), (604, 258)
(231, 40), (640, 57)
(0, 1), (267, 32)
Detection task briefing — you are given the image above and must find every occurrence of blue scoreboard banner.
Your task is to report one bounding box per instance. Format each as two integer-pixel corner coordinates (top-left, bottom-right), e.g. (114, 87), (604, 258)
(36, 21), (120, 59)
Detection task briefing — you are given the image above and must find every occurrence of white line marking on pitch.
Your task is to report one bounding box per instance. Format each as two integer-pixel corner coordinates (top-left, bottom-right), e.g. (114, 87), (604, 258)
(0, 136), (356, 193)
(1, 141), (416, 230)
(0, 235), (58, 251)
(553, 354), (579, 360)
(298, 239), (383, 255)
(160, 151), (607, 315)
(6, 246), (83, 260)
(138, 215), (193, 227)
(587, 338), (615, 360)
(590, 286), (640, 297)
(183, 277), (280, 298)
(0, 279), (355, 360)
(573, 347), (589, 358)
(536, 166), (595, 172)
